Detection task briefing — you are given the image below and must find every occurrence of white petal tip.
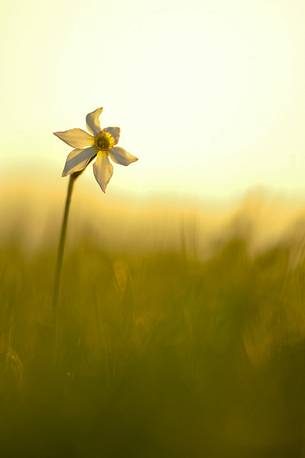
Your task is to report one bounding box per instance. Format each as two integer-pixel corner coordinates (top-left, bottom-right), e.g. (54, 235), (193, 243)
(98, 184), (106, 193)
(126, 156), (139, 165)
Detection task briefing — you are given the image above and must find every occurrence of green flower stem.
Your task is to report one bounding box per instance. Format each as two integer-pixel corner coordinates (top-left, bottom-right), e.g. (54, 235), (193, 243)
(52, 173), (78, 321)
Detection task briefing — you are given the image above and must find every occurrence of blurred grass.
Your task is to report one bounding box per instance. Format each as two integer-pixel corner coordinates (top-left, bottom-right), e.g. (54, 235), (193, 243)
(2, 186), (305, 456)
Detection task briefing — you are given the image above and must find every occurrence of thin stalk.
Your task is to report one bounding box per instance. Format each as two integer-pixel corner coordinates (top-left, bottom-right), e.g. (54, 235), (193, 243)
(52, 174), (77, 321)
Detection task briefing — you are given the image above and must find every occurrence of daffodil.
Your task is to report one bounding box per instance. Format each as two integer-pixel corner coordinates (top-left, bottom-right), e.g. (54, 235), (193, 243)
(54, 107), (138, 192)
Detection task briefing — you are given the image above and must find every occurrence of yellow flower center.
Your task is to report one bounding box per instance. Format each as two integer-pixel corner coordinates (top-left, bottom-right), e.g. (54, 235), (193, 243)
(94, 131), (115, 152)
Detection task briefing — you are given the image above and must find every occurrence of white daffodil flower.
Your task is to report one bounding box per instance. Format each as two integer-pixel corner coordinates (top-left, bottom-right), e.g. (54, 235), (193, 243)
(54, 107), (138, 192)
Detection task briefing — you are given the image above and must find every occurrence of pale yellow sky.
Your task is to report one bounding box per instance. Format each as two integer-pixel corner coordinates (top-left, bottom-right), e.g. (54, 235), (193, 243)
(1, 0), (305, 200)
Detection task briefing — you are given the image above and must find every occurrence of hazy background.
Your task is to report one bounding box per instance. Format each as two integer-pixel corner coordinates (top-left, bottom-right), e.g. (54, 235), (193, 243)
(1, 0), (305, 200)
(3, 1), (305, 457)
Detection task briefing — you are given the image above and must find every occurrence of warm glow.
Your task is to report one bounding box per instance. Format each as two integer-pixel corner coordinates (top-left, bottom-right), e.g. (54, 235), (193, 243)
(1, 0), (305, 199)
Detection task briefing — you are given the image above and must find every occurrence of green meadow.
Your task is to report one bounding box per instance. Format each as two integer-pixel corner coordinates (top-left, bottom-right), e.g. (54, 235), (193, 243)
(1, 186), (305, 457)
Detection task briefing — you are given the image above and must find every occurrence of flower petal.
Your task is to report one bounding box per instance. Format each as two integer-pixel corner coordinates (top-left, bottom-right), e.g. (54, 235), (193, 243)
(93, 152), (113, 192)
(62, 147), (97, 176)
(86, 107), (103, 135)
(109, 147), (138, 166)
(103, 127), (120, 145)
(54, 128), (94, 148)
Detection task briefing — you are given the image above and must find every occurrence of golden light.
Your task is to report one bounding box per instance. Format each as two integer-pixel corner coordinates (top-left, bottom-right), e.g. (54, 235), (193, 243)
(1, 0), (305, 199)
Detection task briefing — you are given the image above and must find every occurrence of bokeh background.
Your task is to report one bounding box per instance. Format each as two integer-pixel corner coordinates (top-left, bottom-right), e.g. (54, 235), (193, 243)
(2, 1), (305, 457)
(1, 0), (305, 199)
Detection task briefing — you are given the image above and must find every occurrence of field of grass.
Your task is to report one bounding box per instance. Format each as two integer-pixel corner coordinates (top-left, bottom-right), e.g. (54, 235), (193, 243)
(2, 187), (305, 457)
